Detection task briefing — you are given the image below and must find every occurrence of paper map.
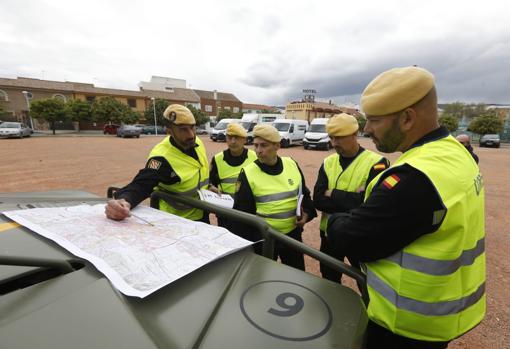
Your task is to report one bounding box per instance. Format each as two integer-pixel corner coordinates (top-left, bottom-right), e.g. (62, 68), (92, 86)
(4, 204), (253, 298)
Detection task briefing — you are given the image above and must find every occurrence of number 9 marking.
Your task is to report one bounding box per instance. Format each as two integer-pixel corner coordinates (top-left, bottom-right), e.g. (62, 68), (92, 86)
(268, 292), (304, 317)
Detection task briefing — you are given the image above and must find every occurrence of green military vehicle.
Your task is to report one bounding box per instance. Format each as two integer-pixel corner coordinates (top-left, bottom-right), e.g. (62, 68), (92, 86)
(0, 189), (367, 348)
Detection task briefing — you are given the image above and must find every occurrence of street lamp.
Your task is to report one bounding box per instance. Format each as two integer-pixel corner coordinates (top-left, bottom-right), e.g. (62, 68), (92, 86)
(151, 97), (158, 136)
(22, 91), (34, 130)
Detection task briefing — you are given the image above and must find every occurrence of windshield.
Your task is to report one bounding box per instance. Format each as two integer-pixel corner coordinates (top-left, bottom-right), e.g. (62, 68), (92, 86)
(215, 122), (228, 130)
(309, 124), (326, 133)
(273, 123), (290, 132)
(483, 134), (499, 139)
(0, 122), (21, 128)
(240, 122), (255, 131)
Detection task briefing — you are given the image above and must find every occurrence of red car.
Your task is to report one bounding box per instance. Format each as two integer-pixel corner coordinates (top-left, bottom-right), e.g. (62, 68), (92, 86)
(103, 124), (120, 135)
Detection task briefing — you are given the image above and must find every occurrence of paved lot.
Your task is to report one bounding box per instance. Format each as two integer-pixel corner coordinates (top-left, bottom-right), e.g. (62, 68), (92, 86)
(1, 134), (508, 348)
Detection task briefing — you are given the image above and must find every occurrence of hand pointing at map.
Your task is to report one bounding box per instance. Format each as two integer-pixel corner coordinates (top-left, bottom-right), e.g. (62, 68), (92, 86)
(105, 199), (132, 221)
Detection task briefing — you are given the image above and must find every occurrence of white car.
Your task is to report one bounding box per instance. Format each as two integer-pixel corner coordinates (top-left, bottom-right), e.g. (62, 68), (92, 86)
(0, 122), (33, 138)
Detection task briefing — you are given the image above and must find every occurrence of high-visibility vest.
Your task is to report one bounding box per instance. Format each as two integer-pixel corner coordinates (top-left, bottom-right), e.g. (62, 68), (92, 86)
(363, 135), (485, 341)
(319, 150), (384, 232)
(214, 149), (257, 195)
(149, 136), (209, 221)
(243, 157), (302, 234)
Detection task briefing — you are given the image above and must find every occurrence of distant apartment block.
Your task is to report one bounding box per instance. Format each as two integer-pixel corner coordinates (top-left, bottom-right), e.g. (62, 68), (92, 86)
(193, 89), (242, 116)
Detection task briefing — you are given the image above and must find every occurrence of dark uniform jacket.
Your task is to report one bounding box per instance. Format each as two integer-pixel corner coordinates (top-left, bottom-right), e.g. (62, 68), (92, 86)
(327, 127), (448, 262)
(313, 147), (389, 222)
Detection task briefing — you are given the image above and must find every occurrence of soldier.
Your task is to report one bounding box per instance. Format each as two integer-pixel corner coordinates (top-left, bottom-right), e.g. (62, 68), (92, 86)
(327, 67), (486, 348)
(209, 122), (257, 196)
(209, 122), (256, 227)
(232, 124), (316, 270)
(105, 104), (210, 223)
(313, 113), (389, 283)
(456, 134), (479, 164)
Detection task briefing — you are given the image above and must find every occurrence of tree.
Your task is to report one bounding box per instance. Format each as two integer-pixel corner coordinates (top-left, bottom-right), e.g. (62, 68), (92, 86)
(357, 116), (367, 132)
(123, 109), (141, 125)
(439, 114), (459, 133)
(66, 99), (93, 126)
(260, 109), (278, 114)
(468, 114), (503, 135)
(144, 98), (169, 126)
(30, 98), (68, 135)
(442, 102), (465, 119)
(186, 104), (209, 126)
(92, 96), (135, 124)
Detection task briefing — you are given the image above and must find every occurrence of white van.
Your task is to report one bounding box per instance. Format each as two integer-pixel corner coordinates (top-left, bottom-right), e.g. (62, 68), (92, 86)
(272, 119), (309, 148)
(241, 113), (285, 124)
(303, 118), (331, 150)
(210, 118), (240, 142)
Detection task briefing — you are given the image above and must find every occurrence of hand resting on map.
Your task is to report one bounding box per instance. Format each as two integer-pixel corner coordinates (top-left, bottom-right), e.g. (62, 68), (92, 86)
(105, 199), (132, 221)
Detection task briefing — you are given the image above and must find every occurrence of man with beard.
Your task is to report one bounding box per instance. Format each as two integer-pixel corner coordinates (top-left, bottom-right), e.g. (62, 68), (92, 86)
(313, 113), (389, 283)
(456, 134), (479, 164)
(327, 66), (485, 348)
(105, 104), (210, 223)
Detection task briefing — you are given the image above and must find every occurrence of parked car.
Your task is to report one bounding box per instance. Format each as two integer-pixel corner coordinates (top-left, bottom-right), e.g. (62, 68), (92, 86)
(142, 125), (166, 135)
(103, 124), (120, 135)
(117, 125), (142, 138)
(0, 122), (32, 138)
(479, 134), (500, 148)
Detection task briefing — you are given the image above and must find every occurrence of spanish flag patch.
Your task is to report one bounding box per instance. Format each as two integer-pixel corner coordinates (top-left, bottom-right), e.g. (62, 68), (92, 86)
(373, 163), (386, 171)
(382, 174), (400, 189)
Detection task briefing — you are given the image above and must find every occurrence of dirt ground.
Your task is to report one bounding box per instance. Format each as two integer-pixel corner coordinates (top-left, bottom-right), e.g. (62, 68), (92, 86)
(1, 134), (508, 348)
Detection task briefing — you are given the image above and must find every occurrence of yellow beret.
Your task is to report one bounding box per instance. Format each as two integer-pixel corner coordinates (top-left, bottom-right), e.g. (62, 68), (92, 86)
(361, 66), (435, 116)
(253, 124), (281, 143)
(326, 113), (359, 136)
(163, 104), (195, 125)
(226, 123), (247, 138)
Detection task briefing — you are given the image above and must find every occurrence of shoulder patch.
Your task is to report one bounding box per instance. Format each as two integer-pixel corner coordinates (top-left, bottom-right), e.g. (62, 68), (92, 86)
(147, 159), (162, 170)
(382, 174), (400, 189)
(373, 163), (387, 170)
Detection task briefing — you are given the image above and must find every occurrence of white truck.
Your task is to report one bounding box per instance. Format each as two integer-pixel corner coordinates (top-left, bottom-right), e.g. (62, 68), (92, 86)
(272, 119), (309, 148)
(240, 113), (285, 144)
(241, 113), (284, 124)
(303, 118), (331, 150)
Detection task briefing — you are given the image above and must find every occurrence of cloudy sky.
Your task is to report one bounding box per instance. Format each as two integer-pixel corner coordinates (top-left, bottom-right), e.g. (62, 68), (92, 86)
(1, 0), (509, 107)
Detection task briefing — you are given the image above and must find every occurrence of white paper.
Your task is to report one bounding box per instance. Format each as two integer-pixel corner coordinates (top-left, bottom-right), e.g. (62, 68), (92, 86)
(4, 204), (253, 298)
(198, 189), (235, 209)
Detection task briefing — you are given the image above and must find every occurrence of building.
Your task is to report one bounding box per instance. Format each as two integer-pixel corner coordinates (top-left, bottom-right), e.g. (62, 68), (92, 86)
(193, 89), (242, 117)
(242, 103), (279, 114)
(285, 100), (362, 122)
(138, 76), (187, 91)
(0, 77), (214, 130)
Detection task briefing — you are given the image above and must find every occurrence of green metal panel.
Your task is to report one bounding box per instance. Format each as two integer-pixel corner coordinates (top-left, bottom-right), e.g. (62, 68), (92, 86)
(0, 190), (367, 348)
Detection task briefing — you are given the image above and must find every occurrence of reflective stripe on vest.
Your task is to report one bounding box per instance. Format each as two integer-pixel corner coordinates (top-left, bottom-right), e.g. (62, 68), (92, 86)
(243, 157), (301, 234)
(363, 135), (485, 341)
(149, 136), (209, 221)
(214, 149), (256, 195)
(320, 150), (383, 232)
